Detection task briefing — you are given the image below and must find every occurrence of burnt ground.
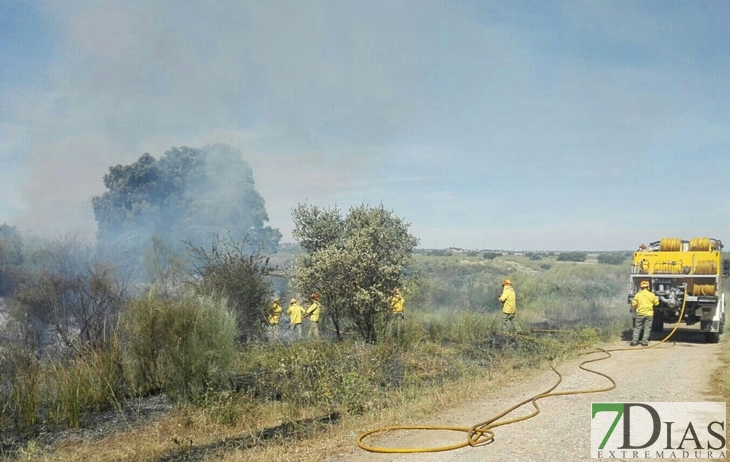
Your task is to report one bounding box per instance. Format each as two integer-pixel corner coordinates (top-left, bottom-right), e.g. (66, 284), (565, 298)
(155, 412), (341, 462)
(0, 297), (174, 459)
(0, 394), (173, 459)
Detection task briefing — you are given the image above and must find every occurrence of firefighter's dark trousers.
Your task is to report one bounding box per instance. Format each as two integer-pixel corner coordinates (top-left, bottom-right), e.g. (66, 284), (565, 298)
(632, 315), (652, 344)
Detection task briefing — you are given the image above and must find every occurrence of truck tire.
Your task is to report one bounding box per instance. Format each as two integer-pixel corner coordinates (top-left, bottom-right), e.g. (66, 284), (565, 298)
(706, 332), (720, 344)
(651, 312), (664, 332)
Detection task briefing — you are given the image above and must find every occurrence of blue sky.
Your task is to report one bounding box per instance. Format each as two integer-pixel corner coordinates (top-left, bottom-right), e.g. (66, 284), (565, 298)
(1, 0), (729, 250)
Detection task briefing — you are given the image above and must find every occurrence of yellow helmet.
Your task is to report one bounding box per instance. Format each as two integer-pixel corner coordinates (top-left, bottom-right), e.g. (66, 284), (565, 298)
(503, 279), (512, 286)
(290, 298), (297, 304)
(640, 280), (650, 289)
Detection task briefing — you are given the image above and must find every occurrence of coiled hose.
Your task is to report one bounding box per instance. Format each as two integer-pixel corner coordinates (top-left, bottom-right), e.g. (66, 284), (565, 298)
(357, 290), (689, 454)
(691, 283), (716, 296)
(660, 238), (682, 251)
(689, 237), (711, 251)
(693, 260), (717, 296)
(694, 260), (717, 275)
(654, 261), (682, 274)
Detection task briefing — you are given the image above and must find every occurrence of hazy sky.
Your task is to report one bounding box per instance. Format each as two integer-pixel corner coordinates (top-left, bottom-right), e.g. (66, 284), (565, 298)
(2, 1), (729, 250)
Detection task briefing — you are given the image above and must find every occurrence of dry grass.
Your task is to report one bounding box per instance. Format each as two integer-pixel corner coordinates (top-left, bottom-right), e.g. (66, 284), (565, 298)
(15, 326), (604, 462)
(31, 399), (300, 461)
(212, 366), (546, 462)
(35, 358), (552, 462)
(2, 258), (629, 461)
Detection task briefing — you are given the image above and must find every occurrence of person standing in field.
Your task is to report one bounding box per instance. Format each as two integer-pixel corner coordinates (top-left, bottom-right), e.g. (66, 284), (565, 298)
(267, 297), (282, 337)
(499, 279), (517, 333)
(390, 287), (405, 337)
(305, 293), (322, 339)
(287, 298), (305, 340)
(631, 280), (659, 346)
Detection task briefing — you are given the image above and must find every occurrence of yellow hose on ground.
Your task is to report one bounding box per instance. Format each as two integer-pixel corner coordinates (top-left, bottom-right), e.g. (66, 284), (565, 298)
(357, 289), (690, 454)
(660, 238), (682, 252)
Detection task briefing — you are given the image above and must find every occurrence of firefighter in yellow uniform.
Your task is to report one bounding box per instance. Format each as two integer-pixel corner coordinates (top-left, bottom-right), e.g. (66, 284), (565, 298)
(287, 298), (305, 340)
(305, 293), (322, 339)
(390, 288), (405, 336)
(499, 279), (517, 333)
(267, 297), (282, 337)
(631, 280), (659, 346)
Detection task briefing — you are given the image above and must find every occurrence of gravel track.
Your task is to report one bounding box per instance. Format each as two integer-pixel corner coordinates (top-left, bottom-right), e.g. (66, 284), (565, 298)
(331, 327), (724, 462)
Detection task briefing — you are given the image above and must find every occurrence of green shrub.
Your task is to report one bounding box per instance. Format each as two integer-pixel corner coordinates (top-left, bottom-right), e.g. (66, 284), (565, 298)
(557, 251), (587, 262)
(340, 371), (374, 414)
(187, 235), (273, 342)
(597, 253), (626, 265)
(122, 291), (238, 402)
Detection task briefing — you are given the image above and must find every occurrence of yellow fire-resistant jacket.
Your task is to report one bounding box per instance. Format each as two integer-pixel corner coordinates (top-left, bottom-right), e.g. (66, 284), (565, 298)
(499, 286), (516, 314)
(268, 301), (282, 325)
(390, 293), (405, 314)
(287, 303), (305, 325)
(306, 300), (322, 322)
(631, 289), (659, 317)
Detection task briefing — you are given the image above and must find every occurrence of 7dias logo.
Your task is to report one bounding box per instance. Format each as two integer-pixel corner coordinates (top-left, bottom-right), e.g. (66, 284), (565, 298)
(591, 402), (726, 459)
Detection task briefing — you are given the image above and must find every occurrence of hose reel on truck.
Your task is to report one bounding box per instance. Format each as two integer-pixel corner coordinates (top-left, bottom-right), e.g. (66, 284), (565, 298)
(629, 237), (728, 343)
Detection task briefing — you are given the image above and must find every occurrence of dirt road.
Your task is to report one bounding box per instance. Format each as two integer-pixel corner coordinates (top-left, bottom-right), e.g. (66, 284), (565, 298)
(330, 328), (724, 462)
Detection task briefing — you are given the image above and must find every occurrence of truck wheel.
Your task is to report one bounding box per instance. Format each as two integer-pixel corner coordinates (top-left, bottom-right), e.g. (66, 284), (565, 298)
(651, 313), (664, 332)
(706, 332), (720, 344)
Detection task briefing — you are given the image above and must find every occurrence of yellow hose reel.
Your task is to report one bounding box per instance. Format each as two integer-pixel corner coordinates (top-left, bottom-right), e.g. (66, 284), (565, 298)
(689, 237), (711, 251)
(691, 284), (716, 296)
(694, 260), (716, 275)
(659, 238), (682, 251)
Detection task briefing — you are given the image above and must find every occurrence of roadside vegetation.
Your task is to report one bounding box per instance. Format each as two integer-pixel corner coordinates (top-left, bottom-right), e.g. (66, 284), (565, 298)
(0, 219), (632, 461)
(711, 288), (730, 448)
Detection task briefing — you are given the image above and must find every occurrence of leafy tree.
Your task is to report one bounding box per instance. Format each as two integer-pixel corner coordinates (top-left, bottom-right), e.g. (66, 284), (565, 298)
(92, 144), (281, 277)
(290, 204), (419, 342)
(482, 251), (500, 260)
